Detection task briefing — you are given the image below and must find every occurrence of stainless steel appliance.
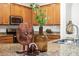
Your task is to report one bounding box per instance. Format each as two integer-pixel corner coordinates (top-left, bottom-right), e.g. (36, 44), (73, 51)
(9, 16), (23, 25)
(6, 28), (18, 43)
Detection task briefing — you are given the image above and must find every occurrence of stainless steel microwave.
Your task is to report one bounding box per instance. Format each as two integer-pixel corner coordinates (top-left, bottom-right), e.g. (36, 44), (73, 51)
(9, 16), (23, 25)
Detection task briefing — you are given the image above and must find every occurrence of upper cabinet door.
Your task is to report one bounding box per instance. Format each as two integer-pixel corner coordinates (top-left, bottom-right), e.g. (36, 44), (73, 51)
(0, 3), (32, 25)
(41, 4), (54, 25)
(21, 6), (32, 27)
(24, 7), (32, 27)
(33, 3), (60, 25)
(32, 10), (38, 25)
(10, 4), (15, 15)
(10, 4), (32, 27)
(10, 4), (23, 16)
(53, 3), (60, 25)
(0, 4), (3, 24)
(2, 4), (10, 24)
(14, 4), (22, 16)
(0, 4), (10, 24)
(41, 4), (60, 25)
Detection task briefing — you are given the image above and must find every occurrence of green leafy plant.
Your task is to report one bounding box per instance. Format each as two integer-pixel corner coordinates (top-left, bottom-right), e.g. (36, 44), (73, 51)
(30, 3), (48, 27)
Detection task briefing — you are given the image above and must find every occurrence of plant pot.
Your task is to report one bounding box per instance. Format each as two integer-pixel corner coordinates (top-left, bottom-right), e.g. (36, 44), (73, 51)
(39, 26), (43, 35)
(34, 34), (47, 52)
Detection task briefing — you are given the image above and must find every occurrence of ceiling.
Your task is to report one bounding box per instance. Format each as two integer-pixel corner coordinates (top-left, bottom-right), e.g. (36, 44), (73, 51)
(17, 3), (51, 7)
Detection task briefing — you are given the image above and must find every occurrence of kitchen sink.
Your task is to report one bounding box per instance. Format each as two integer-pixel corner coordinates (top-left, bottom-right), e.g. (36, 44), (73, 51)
(53, 39), (79, 45)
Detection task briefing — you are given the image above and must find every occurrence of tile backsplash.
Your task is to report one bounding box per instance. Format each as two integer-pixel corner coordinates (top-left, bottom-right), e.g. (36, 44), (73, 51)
(0, 25), (18, 33)
(0, 25), (60, 33)
(33, 26), (60, 32)
(0, 28), (6, 33)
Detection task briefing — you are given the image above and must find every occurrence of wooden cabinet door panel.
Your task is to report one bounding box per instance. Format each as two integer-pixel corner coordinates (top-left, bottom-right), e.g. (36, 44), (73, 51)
(35, 4), (60, 25)
(14, 4), (22, 16)
(0, 36), (13, 43)
(10, 4), (15, 15)
(32, 11), (38, 25)
(0, 4), (3, 24)
(53, 4), (60, 25)
(24, 7), (32, 27)
(20, 6), (32, 27)
(0, 4), (10, 24)
(10, 4), (32, 27)
(47, 35), (60, 41)
(21, 6), (26, 22)
(2, 4), (10, 24)
(46, 5), (54, 24)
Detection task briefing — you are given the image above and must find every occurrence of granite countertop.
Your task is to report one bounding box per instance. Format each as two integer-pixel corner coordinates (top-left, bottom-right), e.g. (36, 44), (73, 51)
(0, 40), (79, 56)
(45, 32), (60, 36)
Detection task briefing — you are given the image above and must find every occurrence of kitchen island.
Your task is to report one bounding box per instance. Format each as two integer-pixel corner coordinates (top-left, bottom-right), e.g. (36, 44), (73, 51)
(0, 40), (79, 56)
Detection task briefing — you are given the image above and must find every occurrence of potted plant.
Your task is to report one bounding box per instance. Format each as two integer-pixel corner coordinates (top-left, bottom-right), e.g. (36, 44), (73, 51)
(30, 3), (48, 34)
(30, 3), (48, 52)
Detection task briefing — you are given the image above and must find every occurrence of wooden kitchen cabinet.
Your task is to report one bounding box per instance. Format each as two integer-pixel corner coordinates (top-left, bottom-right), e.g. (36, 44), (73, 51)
(0, 3), (32, 25)
(13, 4), (22, 16)
(53, 4), (60, 25)
(0, 3), (60, 25)
(41, 4), (54, 25)
(47, 35), (60, 41)
(22, 6), (32, 27)
(32, 3), (60, 25)
(32, 11), (38, 25)
(10, 4), (23, 16)
(0, 4), (3, 24)
(41, 4), (60, 25)
(10, 4), (15, 15)
(19, 5), (32, 27)
(0, 3), (10, 24)
(10, 3), (32, 27)
(0, 36), (13, 43)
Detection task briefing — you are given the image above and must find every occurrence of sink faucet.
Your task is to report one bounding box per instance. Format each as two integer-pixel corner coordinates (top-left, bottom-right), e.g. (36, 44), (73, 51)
(66, 20), (79, 44)
(72, 24), (79, 39)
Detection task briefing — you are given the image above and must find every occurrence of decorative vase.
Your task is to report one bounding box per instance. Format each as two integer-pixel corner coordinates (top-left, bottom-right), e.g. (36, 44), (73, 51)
(39, 26), (43, 35)
(66, 20), (73, 34)
(34, 34), (47, 52)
